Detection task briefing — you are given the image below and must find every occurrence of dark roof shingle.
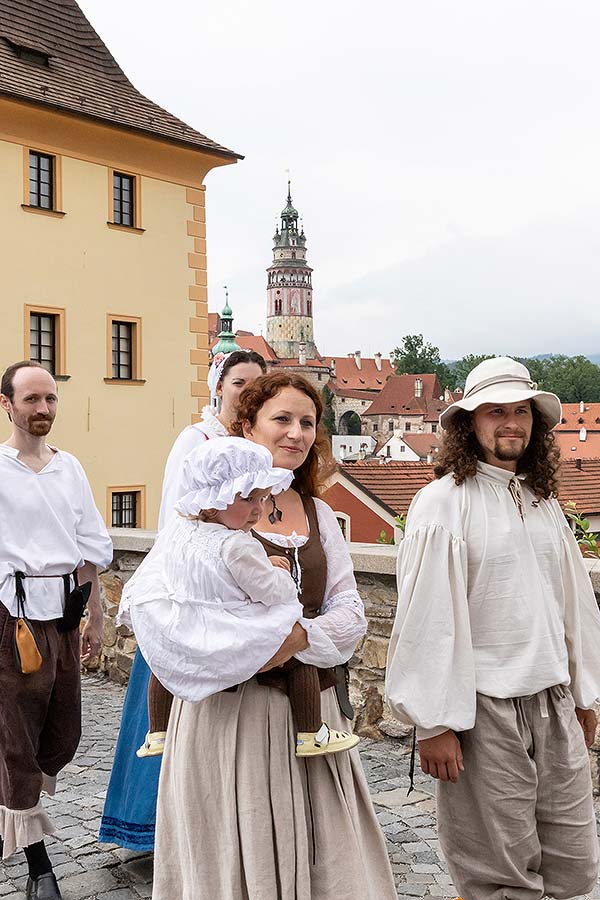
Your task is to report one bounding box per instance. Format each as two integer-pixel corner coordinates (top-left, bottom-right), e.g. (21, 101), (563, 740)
(0, 0), (241, 157)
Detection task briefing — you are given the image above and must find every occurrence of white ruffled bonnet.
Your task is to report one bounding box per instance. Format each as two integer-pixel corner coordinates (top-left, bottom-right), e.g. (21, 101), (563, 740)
(176, 437), (293, 515)
(207, 352), (231, 408)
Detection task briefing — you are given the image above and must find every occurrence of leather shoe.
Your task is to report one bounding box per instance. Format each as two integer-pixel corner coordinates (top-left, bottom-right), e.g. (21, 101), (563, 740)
(25, 872), (62, 899)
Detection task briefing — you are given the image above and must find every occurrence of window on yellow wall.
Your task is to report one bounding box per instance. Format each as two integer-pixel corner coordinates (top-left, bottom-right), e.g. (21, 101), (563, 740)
(25, 305), (67, 377)
(113, 172), (135, 226)
(108, 170), (143, 232)
(29, 151), (54, 209)
(106, 315), (144, 384)
(108, 486), (146, 528)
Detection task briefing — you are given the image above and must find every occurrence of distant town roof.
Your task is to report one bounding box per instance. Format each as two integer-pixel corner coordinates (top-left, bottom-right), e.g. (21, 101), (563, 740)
(328, 355), (394, 393)
(229, 334), (279, 362)
(399, 433), (441, 457)
(0, 0), (241, 158)
(363, 373), (446, 417)
(560, 458), (600, 515)
(556, 403), (600, 432)
(554, 431), (600, 460)
(339, 460), (436, 516)
(338, 457), (600, 518)
(328, 384), (379, 401)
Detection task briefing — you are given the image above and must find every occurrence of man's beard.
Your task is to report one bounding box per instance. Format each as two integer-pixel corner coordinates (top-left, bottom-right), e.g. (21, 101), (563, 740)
(493, 434), (528, 461)
(17, 415), (54, 436)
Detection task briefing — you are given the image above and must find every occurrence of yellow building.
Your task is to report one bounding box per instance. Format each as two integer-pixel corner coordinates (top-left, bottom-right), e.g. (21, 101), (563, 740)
(0, 0), (240, 528)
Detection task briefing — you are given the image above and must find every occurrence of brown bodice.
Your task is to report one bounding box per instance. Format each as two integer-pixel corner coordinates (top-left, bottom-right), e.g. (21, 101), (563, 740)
(252, 495), (339, 694)
(251, 494), (328, 620)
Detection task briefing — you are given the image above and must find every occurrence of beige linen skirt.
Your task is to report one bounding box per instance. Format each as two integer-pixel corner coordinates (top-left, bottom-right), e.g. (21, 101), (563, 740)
(152, 679), (397, 900)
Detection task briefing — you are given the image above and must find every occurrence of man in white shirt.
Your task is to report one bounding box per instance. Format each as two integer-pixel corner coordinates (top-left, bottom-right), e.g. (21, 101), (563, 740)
(0, 361), (112, 900)
(386, 357), (600, 900)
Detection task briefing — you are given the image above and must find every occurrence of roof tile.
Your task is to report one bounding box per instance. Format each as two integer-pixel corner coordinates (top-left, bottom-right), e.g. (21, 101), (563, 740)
(0, 0), (240, 157)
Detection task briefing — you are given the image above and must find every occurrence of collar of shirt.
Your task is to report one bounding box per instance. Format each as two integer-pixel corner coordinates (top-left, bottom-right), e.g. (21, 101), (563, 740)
(476, 461), (527, 485)
(0, 443), (62, 474)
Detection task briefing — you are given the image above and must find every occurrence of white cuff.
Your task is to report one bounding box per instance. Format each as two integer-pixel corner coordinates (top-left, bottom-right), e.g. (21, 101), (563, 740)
(416, 725), (451, 741)
(294, 618), (346, 668)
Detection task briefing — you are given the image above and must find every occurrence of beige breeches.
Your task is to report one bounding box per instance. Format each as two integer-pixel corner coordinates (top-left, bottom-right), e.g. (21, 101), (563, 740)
(437, 686), (598, 900)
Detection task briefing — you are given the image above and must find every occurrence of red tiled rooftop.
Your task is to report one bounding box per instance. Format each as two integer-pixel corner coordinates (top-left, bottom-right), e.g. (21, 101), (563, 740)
(327, 382), (379, 401)
(339, 460), (436, 516)
(339, 458), (600, 517)
(328, 356), (394, 393)
(559, 459), (600, 515)
(209, 334), (279, 363)
(555, 403), (600, 432)
(364, 374), (446, 417)
(399, 433), (441, 456)
(555, 431), (600, 460)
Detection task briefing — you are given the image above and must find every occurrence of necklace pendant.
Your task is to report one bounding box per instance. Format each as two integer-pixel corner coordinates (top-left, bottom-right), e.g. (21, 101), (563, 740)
(268, 497), (283, 525)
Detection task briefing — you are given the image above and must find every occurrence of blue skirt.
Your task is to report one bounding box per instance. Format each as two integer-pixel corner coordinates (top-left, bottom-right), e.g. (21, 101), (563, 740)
(99, 650), (161, 850)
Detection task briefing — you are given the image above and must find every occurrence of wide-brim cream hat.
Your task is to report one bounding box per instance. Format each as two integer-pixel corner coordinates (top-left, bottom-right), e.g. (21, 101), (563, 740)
(439, 357), (562, 430)
(176, 437), (293, 516)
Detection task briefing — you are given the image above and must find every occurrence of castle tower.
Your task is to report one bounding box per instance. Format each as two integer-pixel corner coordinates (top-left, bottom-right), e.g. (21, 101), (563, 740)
(266, 183), (316, 359)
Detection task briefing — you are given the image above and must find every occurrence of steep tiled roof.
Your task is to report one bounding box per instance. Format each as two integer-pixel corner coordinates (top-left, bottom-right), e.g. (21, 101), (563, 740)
(363, 374), (445, 417)
(328, 383), (379, 401)
(0, 0), (241, 157)
(209, 333), (279, 362)
(339, 460), (435, 516)
(400, 433), (441, 457)
(559, 459), (600, 515)
(555, 431), (600, 461)
(340, 457), (600, 518)
(328, 356), (394, 393)
(556, 403), (600, 432)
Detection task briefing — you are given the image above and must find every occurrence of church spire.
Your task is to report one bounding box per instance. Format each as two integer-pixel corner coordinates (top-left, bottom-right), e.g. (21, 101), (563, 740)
(213, 286), (241, 354)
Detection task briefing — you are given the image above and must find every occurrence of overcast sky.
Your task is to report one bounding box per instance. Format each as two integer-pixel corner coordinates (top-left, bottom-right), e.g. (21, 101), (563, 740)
(80, 0), (600, 360)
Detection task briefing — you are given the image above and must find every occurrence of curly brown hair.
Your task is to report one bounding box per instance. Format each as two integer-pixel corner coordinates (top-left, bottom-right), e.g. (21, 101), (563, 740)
(434, 405), (561, 499)
(230, 372), (336, 497)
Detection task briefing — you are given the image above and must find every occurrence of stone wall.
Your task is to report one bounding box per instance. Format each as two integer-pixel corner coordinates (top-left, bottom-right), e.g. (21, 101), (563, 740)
(86, 531), (156, 685)
(93, 532), (600, 788)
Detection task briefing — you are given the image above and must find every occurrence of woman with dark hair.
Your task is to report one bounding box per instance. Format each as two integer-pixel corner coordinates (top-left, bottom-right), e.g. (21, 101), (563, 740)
(149, 372), (397, 900)
(99, 349), (266, 851)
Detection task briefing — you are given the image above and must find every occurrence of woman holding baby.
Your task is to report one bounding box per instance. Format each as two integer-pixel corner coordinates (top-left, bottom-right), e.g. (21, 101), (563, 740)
(124, 371), (396, 900)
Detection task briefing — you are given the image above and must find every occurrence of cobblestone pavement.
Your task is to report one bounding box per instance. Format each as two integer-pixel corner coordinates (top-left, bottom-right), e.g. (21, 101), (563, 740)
(2, 674), (600, 899)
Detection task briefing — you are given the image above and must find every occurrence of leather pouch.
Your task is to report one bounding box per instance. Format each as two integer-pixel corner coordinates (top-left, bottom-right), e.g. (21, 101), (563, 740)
(13, 570), (43, 674)
(56, 581), (92, 633)
(13, 617), (42, 674)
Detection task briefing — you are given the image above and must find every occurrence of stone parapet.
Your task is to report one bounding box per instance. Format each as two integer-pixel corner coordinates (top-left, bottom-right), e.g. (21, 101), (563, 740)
(91, 532), (600, 787)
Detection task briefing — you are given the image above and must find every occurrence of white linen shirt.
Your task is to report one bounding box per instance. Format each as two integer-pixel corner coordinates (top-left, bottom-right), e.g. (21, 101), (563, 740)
(158, 407), (227, 531)
(386, 462), (600, 740)
(0, 444), (113, 620)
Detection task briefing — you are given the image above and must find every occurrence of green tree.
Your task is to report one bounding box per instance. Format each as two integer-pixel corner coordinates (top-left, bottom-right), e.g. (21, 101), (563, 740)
(450, 354), (496, 390)
(391, 334), (451, 387)
(321, 385), (336, 436)
(520, 355), (600, 402)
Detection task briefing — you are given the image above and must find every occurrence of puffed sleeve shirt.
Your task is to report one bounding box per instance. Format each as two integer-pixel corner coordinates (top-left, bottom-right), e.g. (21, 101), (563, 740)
(0, 444), (113, 620)
(385, 462), (600, 739)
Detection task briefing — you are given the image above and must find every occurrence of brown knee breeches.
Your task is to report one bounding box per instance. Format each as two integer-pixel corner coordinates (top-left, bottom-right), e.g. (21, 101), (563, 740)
(0, 602), (81, 812)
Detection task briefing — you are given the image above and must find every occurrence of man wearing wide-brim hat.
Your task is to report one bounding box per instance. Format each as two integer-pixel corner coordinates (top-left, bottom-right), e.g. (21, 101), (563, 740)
(386, 357), (600, 899)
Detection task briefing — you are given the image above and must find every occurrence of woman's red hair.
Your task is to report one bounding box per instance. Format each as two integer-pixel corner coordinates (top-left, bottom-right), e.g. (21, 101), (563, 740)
(230, 372), (336, 498)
